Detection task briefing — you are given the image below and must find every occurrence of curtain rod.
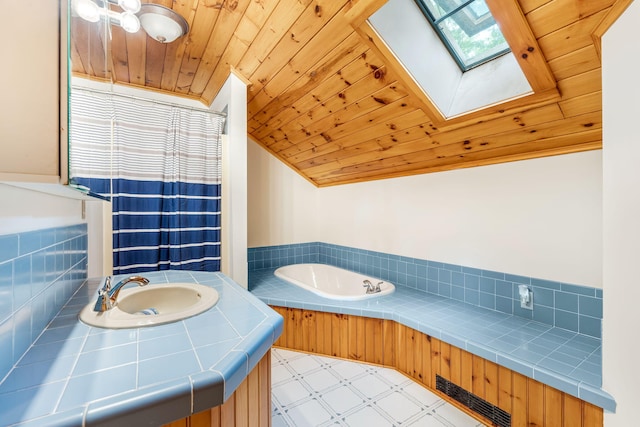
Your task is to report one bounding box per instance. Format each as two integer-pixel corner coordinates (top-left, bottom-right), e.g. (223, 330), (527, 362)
(71, 85), (227, 119)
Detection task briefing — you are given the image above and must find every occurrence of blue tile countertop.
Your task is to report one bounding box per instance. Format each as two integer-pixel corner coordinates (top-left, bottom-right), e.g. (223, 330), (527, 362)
(0, 271), (284, 427)
(249, 268), (616, 413)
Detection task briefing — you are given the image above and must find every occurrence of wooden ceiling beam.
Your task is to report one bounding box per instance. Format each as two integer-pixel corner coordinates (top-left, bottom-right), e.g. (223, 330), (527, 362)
(343, 0), (388, 27)
(592, 0), (634, 58)
(486, 0), (556, 92)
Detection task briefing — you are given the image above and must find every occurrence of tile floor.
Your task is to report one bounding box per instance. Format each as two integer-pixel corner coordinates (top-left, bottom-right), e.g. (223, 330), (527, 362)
(271, 348), (484, 427)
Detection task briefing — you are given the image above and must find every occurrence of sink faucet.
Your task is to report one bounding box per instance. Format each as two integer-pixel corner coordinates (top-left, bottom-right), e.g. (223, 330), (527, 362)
(93, 275), (150, 312)
(362, 279), (383, 294)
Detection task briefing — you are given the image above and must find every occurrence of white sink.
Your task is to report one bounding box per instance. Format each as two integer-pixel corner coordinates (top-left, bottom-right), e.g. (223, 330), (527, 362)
(79, 282), (219, 329)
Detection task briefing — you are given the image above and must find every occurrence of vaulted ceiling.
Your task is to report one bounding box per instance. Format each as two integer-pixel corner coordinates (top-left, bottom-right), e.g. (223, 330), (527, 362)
(70, 0), (621, 187)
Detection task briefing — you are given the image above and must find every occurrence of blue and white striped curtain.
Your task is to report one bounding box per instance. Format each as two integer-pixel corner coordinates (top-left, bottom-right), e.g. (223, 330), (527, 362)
(70, 88), (224, 274)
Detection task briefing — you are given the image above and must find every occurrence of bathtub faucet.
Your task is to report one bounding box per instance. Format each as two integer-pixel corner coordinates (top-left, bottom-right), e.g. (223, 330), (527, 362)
(362, 279), (382, 294)
(93, 275), (150, 312)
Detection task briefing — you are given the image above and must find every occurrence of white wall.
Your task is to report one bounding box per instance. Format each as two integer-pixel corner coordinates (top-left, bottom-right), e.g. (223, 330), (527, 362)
(0, 184), (84, 234)
(213, 73), (249, 288)
(248, 145), (602, 288)
(0, 184), (111, 278)
(602, 2), (640, 424)
(247, 139), (318, 247)
(85, 199), (112, 277)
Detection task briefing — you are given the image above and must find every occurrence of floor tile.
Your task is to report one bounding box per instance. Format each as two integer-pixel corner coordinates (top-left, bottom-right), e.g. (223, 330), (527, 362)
(329, 359), (368, 380)
(304, 368), (341, 392)
(272, 349), (483, 427)
(430, 401), (482, 427)
(285, 399), (334, 426)
(376, 390), (424, 423)
(343, 405), (393, 426)
(349, 373), (393, 399)
(273, 378), (312, 407)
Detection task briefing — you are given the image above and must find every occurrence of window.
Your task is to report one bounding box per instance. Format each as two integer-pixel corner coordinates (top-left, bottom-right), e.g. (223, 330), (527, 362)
(414, 0), (510, 71)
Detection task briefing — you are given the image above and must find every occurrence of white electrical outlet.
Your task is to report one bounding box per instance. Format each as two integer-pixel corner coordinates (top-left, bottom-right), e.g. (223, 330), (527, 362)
(518, 284), (533, 310)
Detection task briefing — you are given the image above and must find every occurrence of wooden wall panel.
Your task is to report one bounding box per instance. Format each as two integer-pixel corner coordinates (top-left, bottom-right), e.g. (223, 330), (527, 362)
(162, 351), (271, 427)
(583, 402), (605, 427)
(563, 394), (583, 427)
(448, 346), (461, 387)
(382, 318), (395, 368)
(272, 306), (604, 427)
(301, 310), (316, 353)
(472, 355), (485, 399)
(484, 361), (499, 407)
(333, 313), (349, 358)
(528, 380), (545, 427)
(498, 365), (513, 415)
(440, 342), (452, 385)
(460, 350), (473, 393)
(421, 333), (433, 388)
(545, 386), (563, 426)
(511, 372), (528, 427)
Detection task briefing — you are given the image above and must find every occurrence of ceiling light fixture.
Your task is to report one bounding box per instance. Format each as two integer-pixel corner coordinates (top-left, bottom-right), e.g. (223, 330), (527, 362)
(74, 0), (101, 23)
(137, 3), (189, 43)
(114, 10), (141, 33)
(115, 0), (141, 13)
(72, 0), (141, 33)
(72, 0), (188, 42)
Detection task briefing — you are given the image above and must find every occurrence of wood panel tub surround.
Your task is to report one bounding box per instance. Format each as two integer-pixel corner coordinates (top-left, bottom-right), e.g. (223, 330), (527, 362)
(271, 306), (604, 427)
(162, 351), (272, 427)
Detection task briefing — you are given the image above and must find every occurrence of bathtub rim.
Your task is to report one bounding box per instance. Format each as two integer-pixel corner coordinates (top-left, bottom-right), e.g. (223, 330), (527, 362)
(274, 263), (395, 301)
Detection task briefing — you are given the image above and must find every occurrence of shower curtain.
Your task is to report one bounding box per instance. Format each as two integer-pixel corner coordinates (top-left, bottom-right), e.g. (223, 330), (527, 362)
(70, 88), (224, 274)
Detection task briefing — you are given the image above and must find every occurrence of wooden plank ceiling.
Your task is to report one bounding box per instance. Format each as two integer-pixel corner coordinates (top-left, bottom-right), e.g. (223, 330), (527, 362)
(70, 0), (615, 187)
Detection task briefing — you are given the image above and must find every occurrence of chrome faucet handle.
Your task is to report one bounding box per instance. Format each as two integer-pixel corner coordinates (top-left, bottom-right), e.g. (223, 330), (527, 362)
(363, 279), (374, 293)
(375, 281), (383, 292)
(93, 276), (113, 312)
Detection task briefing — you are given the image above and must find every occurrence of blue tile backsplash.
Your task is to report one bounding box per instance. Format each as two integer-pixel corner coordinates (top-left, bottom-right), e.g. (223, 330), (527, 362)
(248, 242), (602, 338)
(0, 224), (88, 381)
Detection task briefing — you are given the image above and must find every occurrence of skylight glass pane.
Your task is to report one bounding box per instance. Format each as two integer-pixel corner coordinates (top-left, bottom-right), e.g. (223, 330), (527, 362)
(419, 0), (462, 20)
(415, 0), (510, 71)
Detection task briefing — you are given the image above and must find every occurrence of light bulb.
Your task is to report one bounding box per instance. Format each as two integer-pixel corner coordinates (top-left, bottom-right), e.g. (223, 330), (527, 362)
(118, 0), (141, 14)
(120, 11), (141, 33)
(74, 0), (101, 23)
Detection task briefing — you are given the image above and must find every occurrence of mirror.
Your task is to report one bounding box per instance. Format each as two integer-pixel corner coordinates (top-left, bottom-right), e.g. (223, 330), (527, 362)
(68, 0), (114, 198)
(67, 0), (194, 199)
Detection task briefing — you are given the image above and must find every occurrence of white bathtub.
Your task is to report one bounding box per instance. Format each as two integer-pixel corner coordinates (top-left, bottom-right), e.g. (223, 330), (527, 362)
(274, 263), (395, 300)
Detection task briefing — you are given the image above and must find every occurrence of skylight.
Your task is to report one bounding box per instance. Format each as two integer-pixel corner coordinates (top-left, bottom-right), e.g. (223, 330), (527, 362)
(414, 0), (510, 71)
(368, 0), (532, 118)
